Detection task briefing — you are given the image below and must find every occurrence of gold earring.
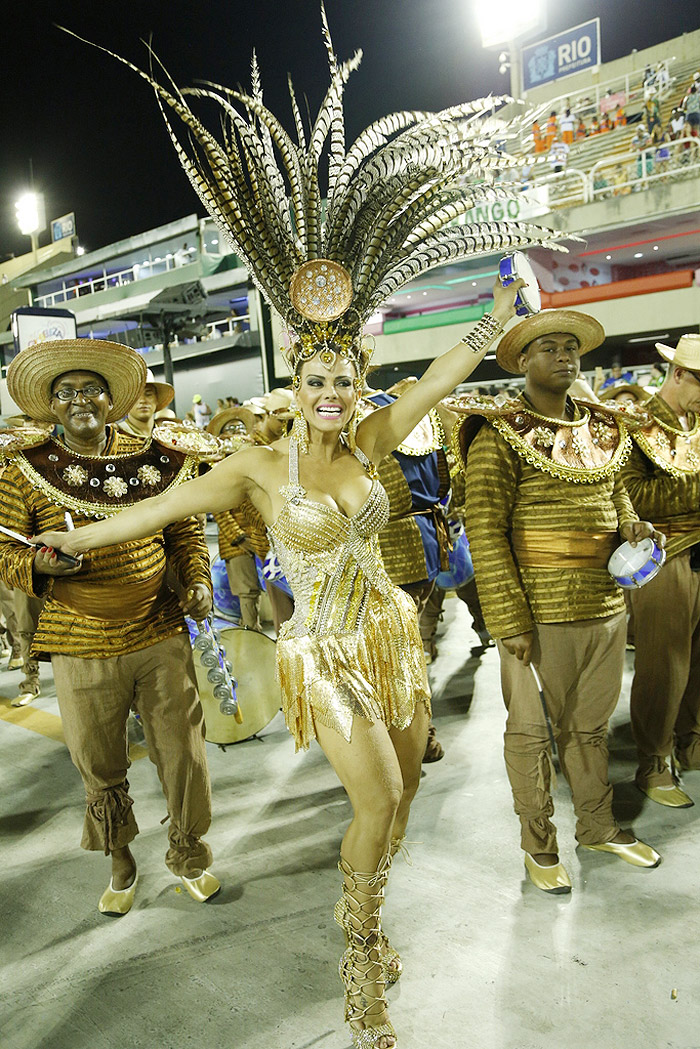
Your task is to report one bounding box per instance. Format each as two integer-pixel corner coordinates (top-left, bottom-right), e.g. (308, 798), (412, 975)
(345, 410), (358, 452)
(291, 402), (309, 453)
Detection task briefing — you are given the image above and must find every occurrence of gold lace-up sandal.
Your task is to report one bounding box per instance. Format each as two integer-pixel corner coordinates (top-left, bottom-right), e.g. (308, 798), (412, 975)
(334, 852), (398, 1049)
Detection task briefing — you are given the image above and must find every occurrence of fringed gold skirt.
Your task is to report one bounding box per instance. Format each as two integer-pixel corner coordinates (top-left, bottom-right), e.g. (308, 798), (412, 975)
(276, 586), (431, 750)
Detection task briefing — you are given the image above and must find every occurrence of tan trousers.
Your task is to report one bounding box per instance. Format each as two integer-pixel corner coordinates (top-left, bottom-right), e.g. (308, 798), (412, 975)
(226, 554), (262, 630)
(497, 613), (626, 855)
(14, 590), (43, 693)
(52, 633), (212, 877)
(629, 552), (700, 782)
(0, 580), (18, 650)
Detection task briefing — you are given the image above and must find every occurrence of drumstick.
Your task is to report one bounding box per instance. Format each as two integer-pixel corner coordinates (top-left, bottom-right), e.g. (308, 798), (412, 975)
(530, 664), (560, 773)
(0, 522), (81, 567)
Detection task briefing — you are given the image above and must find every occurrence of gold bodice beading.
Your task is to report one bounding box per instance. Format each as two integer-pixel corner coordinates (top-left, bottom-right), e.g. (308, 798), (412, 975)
(269, 439), (431, 750)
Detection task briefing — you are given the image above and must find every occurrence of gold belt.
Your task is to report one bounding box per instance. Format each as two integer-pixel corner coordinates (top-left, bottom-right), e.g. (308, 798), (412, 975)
(511, 529), (619, 568)
(52, 565), (169, 621)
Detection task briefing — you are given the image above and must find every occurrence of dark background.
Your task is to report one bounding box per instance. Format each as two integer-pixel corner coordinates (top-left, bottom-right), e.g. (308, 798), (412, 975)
(2, 1), (699, 260)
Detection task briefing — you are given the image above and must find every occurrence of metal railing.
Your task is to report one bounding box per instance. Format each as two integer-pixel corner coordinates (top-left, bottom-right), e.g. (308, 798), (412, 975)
(35, 250), (198, 308)
(588, 136), (700, 199)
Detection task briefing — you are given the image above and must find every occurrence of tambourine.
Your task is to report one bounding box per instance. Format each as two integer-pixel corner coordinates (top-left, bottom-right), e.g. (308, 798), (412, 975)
(499, 251), (541, 316)
(607, 537), (666, 589)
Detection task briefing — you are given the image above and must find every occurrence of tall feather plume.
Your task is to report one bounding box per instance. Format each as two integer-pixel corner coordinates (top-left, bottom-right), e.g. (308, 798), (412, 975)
(58, 9), (567, 351)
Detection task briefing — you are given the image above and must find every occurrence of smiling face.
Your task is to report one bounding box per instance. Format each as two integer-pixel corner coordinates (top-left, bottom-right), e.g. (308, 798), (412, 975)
(50, 370), (113, 442)
(296, 353), (358, 436)
(518, 332), (581, 394)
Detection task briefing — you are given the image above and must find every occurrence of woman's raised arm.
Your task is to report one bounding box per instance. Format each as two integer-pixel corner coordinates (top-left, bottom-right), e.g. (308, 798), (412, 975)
(33, 446), (259, 558)
(358, 278), (523, 463)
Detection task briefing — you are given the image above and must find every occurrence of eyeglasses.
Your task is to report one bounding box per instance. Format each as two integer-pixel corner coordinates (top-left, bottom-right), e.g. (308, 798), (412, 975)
(52, 385), (107, 402)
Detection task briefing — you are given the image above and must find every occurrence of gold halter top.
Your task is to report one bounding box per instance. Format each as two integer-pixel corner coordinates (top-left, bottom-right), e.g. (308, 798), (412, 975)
(269, 438), (430, 750)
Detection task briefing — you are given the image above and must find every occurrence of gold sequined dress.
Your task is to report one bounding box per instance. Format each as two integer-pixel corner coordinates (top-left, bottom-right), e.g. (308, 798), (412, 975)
(270, 438), (431, 750)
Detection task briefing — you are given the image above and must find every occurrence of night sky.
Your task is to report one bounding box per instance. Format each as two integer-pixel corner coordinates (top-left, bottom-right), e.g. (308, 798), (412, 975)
(2, 1), (699, 260)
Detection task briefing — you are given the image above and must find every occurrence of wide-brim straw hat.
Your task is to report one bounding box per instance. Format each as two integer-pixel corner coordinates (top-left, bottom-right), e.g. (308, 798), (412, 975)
(143, 368), (175, 412)
(599, 383), (650, 404)
(656, 334), (700, 373)
(496, 309), (605, 374)
(207, 406), (258, 436)
(7, 339), (147, 424)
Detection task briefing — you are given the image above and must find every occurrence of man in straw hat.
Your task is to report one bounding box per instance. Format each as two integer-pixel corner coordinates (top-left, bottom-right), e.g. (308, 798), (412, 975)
(119, 368), (175, 439)
(207, 396), (294, 635)
(620, 333), (700, 807)
(455, 309), (662, 893)
(0, 339), (220, 914)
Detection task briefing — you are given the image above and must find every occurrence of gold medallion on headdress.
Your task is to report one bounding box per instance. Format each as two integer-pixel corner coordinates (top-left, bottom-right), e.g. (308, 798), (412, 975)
(290, 260), (353, 324)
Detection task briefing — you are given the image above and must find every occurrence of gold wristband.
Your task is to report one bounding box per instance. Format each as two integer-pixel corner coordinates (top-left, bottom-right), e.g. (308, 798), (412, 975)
(460, 312), (504, 353)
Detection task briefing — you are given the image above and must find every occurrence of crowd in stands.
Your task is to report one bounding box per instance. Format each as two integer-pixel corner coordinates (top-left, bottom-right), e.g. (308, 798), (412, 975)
(526, 67), (700, 194)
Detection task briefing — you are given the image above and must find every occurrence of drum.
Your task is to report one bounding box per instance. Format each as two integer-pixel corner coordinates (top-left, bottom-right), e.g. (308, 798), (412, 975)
(262, 551), (294, 598)
(436, 528), (475, 589)
(211, 555), (241, 622)
(607, 537), (666, 589)
(499, 251), (541, 316)
(195, 626), (281, 744)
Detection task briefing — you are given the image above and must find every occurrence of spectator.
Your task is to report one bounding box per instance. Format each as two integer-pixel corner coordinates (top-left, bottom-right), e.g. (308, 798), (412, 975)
(576, 117), (587, 140)
(548, 139), (569, 174)
(589, 115), (601, 135)
(560, 108), (575, 144)
(670, 107), (686, 140)
(655, 61), (669, 94)
(191, 394), (212, 427)
(600, 363), (634, 391)
(683, 85), (700, 130)
(599, 113), (612, 133)
(614, 104), (627, 128)
(652, 125), (671, 175)
(545, 111), (558, 150)
(612, 164), (631, 196)
(644, 96), (661, 135)
(532, 120), (547, 154)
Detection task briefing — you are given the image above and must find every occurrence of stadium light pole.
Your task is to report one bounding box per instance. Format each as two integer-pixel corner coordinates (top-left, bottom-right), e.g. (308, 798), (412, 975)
(474, 0), (545, 98)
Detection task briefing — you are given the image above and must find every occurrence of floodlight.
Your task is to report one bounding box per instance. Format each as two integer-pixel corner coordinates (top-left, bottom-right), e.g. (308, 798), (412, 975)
(15, 192), (46, 236)
(475, 0), (545, 49)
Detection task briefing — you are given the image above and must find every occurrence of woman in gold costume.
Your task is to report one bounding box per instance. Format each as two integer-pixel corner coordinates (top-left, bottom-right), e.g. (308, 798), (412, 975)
(37, 282), (521, 1048)
(48, 11), (565, 1046)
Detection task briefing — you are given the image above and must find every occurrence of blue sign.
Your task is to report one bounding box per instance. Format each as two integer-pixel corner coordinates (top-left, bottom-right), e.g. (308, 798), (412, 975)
(522, 19), (600, 92)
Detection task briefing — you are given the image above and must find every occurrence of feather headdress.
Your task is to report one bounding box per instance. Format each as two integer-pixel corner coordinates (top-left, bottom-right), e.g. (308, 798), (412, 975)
(62, 7), (566, 379)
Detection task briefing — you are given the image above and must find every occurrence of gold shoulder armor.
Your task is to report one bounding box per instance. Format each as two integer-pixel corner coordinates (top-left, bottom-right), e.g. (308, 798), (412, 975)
(152, 421), (222, 462)
(0, 426), (52, 461)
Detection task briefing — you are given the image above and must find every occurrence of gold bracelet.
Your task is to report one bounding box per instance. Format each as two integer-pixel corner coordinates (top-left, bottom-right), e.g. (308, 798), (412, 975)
(460, 312), (504, 354)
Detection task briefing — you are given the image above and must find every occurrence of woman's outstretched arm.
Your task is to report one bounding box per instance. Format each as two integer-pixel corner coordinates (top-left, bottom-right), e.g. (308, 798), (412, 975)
(358, 278), (523, 463)
(33, 446), (258, 558)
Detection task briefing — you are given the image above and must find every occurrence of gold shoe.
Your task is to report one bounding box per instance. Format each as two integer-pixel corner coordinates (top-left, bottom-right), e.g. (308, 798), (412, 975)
(637, 783), (694, 808)
(11, 689), (39, 708)
(180, 870), (221, 902)
(98, 873), (138, 916)
(347, 1020), (397, 1049)
(582, 839), (661, 868)
(6, 655), (24, 671)
(524, 853), (572, 894)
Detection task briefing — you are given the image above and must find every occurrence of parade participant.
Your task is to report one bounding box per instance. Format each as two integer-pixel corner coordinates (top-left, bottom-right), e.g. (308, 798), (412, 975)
(45, 16), (568, 1046)
(0, 340), (218, 915)
(456, 310), (662, 894)
(621, 335), (700, 807)
(207, 403), (294, 634)
(119, 368), (174, 438)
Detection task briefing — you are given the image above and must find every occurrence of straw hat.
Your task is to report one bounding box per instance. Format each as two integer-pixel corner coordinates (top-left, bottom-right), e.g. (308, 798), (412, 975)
(496, 309), (605, 374)
(599, 383), (650, 404)
(142, 368), (175, 412)
(207, 406), (258, 436)
(7, 339), (147, 424)
(656, 334), (700, 373)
